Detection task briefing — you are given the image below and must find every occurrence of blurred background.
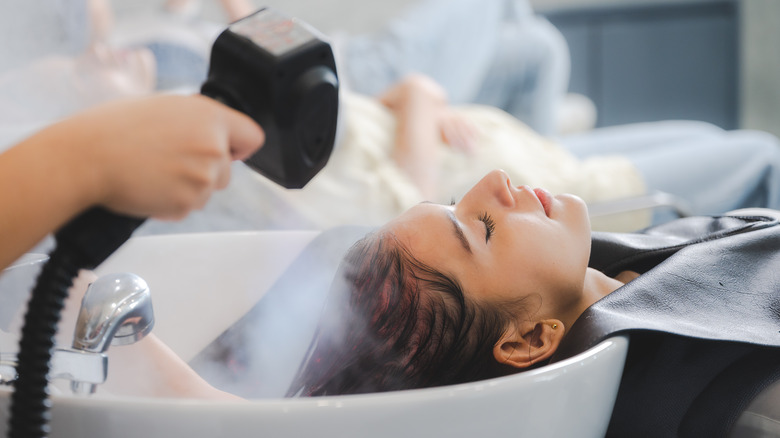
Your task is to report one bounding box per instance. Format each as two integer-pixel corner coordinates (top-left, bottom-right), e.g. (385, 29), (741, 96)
(2, 0), (775, 137)
(0, 0), (777, 235)
(110, 0), (779, 137)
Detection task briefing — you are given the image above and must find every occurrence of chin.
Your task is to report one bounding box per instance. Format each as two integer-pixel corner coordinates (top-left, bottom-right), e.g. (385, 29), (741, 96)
(559, 194), (590, 225)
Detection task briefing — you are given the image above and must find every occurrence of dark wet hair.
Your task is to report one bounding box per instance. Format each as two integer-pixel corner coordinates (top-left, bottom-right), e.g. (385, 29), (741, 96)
(287, 229), (530, 397)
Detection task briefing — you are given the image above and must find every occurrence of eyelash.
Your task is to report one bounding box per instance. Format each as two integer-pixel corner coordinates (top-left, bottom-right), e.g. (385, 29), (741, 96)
(478, 212), (496, 243)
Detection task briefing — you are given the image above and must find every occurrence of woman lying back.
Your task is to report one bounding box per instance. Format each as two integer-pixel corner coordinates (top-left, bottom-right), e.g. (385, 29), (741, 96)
(288, 169), (780, 437)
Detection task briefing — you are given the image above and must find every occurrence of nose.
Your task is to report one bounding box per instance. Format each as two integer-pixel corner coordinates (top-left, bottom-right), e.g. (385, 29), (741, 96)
(473, 170), (516, 208)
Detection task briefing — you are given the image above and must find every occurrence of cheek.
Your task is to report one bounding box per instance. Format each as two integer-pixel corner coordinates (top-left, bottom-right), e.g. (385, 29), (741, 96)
(558, 195), (591, 243)
(486, 210), (589, 297)
(502, 227), (584, 289)
(498, 253), (585, 313)
(491, 239), (552, 287)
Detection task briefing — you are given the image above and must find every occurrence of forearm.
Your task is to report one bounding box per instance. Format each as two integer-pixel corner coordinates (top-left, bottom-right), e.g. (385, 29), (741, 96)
(0, 94), (263, 271)
(102, 333), (242, 400)
(390, 96), (443, 201)
(0, 119), (97, 269)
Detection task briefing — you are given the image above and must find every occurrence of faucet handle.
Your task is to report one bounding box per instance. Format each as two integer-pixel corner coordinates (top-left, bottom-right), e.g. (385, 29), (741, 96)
(0, 349), (107, 393)
(0, 352), (18, 385)
(51, 348), (108, 386)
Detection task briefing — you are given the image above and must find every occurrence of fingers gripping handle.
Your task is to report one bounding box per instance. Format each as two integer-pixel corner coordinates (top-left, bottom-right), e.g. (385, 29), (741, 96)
(54, 8), (340, 270)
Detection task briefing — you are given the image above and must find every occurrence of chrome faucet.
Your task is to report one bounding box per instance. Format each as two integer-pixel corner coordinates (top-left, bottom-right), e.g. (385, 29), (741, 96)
(69, 272), (155, 393)
(0, 272), (155, 394)
(72, 272), (154, 352)
(0, 349), (108, 388)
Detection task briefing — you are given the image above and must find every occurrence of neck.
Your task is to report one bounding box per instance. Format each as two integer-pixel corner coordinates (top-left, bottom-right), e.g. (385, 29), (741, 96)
(561, 267), (625, 331)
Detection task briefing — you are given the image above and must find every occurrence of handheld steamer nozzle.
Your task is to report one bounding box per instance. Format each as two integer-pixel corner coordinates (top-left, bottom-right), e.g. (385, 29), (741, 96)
(202, 7), (340, 189)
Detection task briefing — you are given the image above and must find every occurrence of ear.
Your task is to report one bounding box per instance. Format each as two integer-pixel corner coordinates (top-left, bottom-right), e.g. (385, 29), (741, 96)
(492, 320), (565, 369)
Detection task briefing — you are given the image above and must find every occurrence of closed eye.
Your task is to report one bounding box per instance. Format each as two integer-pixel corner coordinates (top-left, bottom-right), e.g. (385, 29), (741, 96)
(478, 212), (496, 243)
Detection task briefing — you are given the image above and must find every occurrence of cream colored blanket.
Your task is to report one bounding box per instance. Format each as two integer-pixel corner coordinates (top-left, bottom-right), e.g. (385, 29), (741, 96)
(247, 92), (648, 231)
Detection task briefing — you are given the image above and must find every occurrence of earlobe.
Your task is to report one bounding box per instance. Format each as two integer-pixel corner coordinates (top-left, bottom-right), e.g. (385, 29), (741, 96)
(492, 320), (565, 369)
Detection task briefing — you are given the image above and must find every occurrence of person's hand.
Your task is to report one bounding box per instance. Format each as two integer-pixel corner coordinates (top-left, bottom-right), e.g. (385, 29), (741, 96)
(438, 110), (478, 155)
(380, 74), (478, 155)
(64, 94), (264, 220)
(379, 73), (448, 114)
(0, 93), (262, 270)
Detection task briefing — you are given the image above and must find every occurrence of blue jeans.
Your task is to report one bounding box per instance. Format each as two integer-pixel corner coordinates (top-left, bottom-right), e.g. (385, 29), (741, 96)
(336, 0), (569, 136)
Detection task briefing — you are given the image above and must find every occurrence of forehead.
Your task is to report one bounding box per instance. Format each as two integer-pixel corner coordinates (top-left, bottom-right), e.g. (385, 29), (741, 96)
(384, 204), (468, 277)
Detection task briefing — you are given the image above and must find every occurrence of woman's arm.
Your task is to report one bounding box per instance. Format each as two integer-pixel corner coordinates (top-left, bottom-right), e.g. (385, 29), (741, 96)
(379, 74), (477, 200)
(0, 94), (263, 270)
(101, 333), (242, 400)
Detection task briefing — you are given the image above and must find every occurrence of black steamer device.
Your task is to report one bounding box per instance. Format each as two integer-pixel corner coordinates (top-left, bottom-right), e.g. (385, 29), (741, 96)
(202, 8), (339, 188)
(8, 8), (338, 438)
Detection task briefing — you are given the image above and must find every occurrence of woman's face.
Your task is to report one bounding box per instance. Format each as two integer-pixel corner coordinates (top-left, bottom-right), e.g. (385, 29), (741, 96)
(385, 170), (592, 318)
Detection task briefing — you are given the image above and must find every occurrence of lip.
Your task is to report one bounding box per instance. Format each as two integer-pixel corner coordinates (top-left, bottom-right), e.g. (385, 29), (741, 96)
(532, 188), (553, 217)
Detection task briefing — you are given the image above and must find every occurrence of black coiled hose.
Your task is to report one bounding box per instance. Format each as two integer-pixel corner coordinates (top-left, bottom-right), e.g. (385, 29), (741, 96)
(9, 245), (85, 438)
(7, 207), (145, 438)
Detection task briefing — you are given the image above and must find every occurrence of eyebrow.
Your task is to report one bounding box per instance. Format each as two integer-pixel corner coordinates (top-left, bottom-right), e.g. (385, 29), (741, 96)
(446, 209), (472, 254)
